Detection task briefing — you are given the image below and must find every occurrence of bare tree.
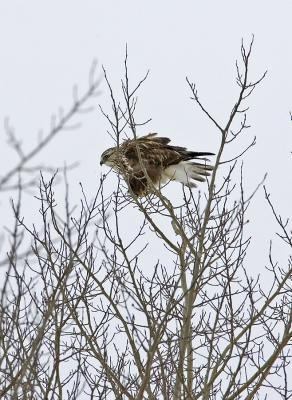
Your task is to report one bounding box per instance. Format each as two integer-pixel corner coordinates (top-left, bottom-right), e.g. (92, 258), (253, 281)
(0, 38), (291, 400)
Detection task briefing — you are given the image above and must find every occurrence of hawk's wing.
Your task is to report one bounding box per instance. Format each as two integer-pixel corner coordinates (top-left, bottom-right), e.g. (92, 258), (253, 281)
(121, 133), (185, 171)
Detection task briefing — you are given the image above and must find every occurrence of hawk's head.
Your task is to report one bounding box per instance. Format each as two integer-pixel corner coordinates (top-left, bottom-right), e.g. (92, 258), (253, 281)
(100, 147), (120, 168)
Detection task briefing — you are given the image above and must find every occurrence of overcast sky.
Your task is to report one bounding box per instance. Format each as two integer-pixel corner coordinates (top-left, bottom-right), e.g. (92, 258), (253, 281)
(1, 1), (292, 268)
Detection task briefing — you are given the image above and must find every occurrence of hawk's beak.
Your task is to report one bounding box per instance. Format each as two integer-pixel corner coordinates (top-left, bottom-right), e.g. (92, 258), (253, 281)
(100, 160), (104, 166)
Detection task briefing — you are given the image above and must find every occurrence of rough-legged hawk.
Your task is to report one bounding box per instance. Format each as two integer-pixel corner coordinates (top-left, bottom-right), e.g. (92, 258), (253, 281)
(100, 133), (214, 197)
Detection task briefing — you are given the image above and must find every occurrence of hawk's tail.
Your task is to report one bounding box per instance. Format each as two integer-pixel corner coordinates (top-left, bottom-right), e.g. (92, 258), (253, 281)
(163, 160), (214, 188)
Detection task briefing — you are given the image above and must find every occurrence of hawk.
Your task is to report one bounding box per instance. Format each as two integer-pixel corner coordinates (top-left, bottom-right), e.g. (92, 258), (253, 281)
(100, 133), (214, 197)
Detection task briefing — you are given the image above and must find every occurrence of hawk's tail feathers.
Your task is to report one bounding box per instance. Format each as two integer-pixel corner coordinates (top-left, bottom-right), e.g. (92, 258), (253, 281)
(163, 161), (213, 188)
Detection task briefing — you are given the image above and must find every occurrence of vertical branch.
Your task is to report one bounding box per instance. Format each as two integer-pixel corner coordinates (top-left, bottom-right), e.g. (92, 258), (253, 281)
(173, 37), (266, 399)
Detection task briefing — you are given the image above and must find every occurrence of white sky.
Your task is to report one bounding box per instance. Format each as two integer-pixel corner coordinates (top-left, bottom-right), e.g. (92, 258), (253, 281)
(1, 1), (292, 269)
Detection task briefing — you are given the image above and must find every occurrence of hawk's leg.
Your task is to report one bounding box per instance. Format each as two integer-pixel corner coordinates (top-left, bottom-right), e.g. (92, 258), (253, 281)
(128, 174), (148, 197)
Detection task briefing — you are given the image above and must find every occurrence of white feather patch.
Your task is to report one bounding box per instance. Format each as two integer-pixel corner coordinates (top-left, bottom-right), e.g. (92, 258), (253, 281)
(163, 161), (211, 187)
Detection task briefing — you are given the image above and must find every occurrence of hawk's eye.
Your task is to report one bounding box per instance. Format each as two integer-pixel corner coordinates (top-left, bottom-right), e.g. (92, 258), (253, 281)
(102, 151), (112, 161)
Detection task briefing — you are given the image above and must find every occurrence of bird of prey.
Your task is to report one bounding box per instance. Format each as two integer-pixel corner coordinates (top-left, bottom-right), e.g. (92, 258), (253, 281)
(100, 133), (214, 197)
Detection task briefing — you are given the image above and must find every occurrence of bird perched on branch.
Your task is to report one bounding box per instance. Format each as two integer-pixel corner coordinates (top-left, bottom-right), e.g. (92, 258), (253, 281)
(100, 133), (214, 197)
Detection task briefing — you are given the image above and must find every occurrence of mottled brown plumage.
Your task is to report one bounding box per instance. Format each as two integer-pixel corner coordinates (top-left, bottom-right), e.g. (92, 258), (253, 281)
(100, 133), (214, 197)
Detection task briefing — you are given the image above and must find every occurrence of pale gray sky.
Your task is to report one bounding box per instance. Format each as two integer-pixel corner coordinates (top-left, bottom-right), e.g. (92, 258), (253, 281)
(1, 1), (292, 267)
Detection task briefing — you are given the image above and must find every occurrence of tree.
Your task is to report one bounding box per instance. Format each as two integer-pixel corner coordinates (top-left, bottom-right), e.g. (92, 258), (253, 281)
(0, 38), (291, 400)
